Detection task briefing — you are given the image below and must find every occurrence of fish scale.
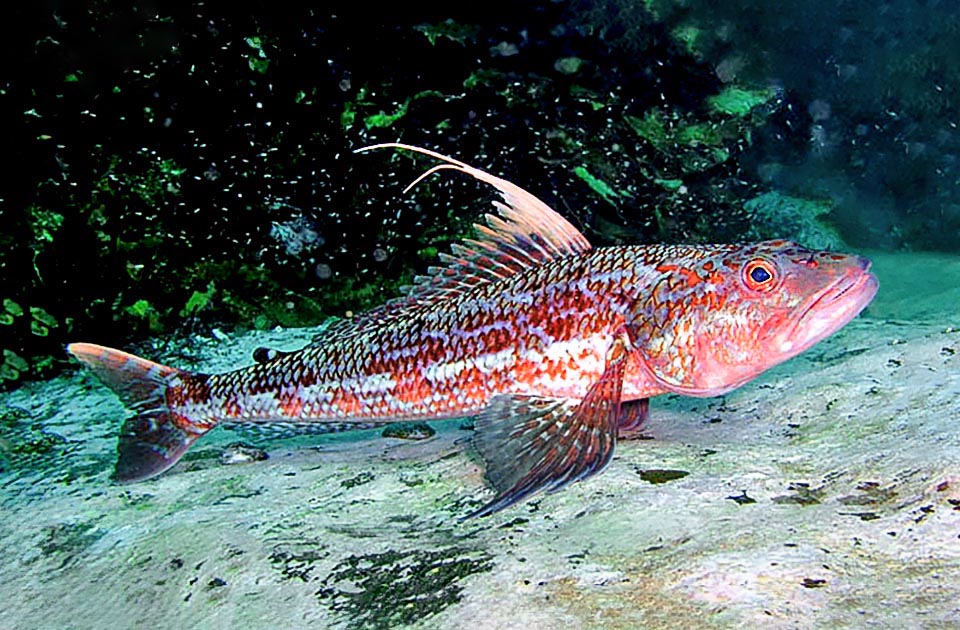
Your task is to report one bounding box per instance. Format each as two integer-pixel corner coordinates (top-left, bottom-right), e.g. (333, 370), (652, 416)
(204, 246), (656, 426)
(68, 144), (878, 517)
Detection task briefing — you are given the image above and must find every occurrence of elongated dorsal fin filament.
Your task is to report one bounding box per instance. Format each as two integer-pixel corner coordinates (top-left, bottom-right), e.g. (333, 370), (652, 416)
(355, 143), (592, 258)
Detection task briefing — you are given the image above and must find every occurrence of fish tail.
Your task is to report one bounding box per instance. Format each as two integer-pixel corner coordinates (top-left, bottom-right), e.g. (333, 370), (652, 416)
(67, 342), (216, 482)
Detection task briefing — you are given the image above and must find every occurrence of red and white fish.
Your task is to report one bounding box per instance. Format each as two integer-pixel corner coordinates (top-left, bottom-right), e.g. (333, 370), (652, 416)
(68, 144), (878, 517)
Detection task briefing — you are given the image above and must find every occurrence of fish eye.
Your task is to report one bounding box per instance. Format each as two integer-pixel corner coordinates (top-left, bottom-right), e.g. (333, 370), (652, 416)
(750, 266), (771, 283)
(743, 259), (777, 291)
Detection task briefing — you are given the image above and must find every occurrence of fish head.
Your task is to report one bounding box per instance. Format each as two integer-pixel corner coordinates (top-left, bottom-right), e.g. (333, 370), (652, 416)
(630, 240), (878, 397)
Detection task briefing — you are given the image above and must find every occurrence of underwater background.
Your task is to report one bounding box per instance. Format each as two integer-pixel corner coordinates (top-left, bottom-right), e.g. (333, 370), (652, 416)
(1, 1), (958, 628)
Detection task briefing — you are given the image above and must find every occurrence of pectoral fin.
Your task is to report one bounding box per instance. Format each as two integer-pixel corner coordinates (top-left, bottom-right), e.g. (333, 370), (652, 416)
(469, 335), (629, 517)
(617, 398), (650, 439)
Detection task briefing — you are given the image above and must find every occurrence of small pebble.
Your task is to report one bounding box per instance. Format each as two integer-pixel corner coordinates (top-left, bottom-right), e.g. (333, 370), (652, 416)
(220, 442), (269, 466)
(381, 422), (436, 440)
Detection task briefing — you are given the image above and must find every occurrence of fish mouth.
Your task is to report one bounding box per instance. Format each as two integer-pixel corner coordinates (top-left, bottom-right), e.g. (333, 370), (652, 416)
(779, 262), (879, 355)
(815, 268), (877, 311)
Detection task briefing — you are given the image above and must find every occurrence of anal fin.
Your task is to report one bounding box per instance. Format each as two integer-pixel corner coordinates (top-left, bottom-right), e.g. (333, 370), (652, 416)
(469, 335), (629, 517)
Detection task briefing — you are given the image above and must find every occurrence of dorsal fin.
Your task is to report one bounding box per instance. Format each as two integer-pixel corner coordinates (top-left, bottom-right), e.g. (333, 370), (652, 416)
(311, 144), (593, 346)
(358, 143), (591, 262)
(359, 144), (592, 313)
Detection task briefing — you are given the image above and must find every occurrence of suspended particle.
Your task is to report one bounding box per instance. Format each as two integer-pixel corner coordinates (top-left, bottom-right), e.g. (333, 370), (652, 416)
(315, 263), (332, 280)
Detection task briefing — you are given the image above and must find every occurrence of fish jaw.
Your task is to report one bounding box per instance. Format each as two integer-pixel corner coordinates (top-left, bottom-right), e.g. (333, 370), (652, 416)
(770, 256), (878, 359)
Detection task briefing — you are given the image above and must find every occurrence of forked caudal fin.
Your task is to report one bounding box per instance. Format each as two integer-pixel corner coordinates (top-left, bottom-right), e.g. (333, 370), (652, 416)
(67, 342), (215, 482)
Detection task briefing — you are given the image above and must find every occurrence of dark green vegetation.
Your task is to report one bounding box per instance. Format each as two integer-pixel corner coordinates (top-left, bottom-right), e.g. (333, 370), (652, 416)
(635, 468), (690, 484)
(36, 521), (106, 570)
(317, 548), (494, 629)
(0, 406), (77, 475)
(340, 471), (375, 489)
(5, 1), (954, 386)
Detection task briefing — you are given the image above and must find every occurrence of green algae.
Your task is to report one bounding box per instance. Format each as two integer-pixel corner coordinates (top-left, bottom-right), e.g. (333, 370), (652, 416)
(364, 99), (411, 130)
(270, 545), (331, 583)
(626, 108), (726, 150)
(707, 87), (777, 117)
(109, 154), (187, 206)
(555, 56), (585, 75)
(318, 548), (493, 629)
(742, 191), (845, 250)
(654, 178), (684, 190)
(123, 299), (164, 333)
(3, 299), (23, 318)
(362, 90), (446, 130)
(675, 121), (723, 147)
(626, 111), (670, 152)
(0, 362), (19, 381)
(2, 349), (29, 381)
(181, 282), (216, 317)
(29, 306), (58, 329)
(625, 109), (738, 175)
(27, 206), (64, 248)
(415, 19), (480, 46)
(672, 25), (702, 56)
(37, 521), (106, 569)
(573, 166), (627, 206)
(245, 36), (271, 74)
(463, 68), (503, 90)
(0, 406), (77, 475)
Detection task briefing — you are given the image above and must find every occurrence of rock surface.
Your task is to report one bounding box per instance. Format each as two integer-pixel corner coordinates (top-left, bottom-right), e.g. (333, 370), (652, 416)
(0, 251), (958, 629)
